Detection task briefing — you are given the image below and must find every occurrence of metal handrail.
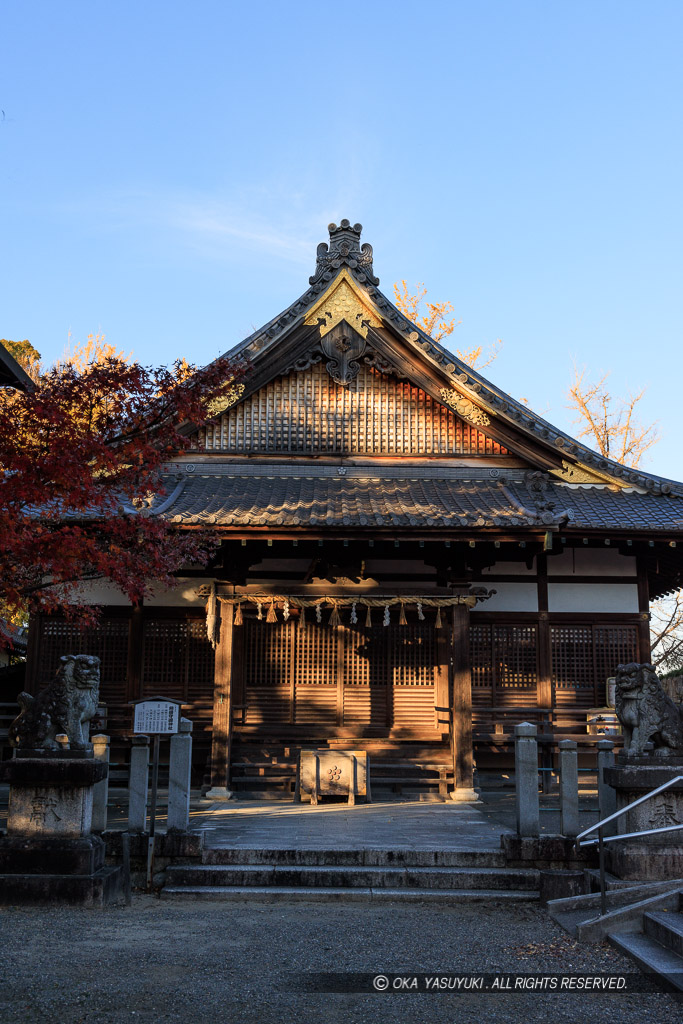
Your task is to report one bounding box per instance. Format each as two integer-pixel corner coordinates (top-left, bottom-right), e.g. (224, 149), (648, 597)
(575, 774), (683, 916)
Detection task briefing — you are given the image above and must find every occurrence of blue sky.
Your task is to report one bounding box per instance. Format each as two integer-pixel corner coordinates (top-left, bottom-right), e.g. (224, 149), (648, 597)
(3, 1), (682, 477)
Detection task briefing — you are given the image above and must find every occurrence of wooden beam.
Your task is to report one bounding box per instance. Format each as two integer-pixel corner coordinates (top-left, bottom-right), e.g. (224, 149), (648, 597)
(207, 601), (234, 798)
(450, 603), (478, 801)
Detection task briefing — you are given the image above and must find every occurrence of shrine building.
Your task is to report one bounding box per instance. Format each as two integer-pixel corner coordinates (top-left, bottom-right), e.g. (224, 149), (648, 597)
(24, 221), (683, 799)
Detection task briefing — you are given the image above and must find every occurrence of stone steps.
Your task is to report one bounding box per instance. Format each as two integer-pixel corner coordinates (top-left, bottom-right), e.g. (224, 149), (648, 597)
(608, 891), (683, 994)
(644, 909), (683, 958)
(200, 846), (506, 867)
(161, 885), (539, 903)
(164, 862), (539, 893)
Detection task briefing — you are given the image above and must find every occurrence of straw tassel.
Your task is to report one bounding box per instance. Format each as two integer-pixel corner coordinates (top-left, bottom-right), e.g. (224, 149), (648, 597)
(329, 602), (340, 627)
(399, 602), (407, 626)
(266, 599), (277, 623)
(206, 582), (219, 648)
(435, 606), (443, 629)
(365, 604), (372, 627)
(299, 604), (307, 628)
(234, 601), (243, 626)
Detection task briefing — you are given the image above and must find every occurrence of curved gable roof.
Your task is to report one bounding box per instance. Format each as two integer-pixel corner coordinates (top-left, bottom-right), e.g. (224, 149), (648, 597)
(212, 220), (682, 498)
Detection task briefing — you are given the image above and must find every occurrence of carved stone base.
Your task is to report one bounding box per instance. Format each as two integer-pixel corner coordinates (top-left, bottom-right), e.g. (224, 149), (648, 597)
(0, 867), (122, 907)
(0, 756), (121, 905)
(608, 842), (683, 882)
(604, 764), (683, 880)
(0, 834), (122, 906)
(204, 787), (233, 802)
(449, 788), (481, 803)
(0, 757), (107, 838)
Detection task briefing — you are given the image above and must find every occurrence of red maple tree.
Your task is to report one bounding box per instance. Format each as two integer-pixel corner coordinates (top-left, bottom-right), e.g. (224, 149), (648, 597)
(0, 354), (243, 628)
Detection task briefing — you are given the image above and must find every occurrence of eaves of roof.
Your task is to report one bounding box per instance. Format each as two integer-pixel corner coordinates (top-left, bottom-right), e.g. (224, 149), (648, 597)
(154, 471), (683, 534)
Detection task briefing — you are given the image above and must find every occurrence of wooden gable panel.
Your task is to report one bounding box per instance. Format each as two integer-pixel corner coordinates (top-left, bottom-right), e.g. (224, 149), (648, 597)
(201, 362), (508, 456)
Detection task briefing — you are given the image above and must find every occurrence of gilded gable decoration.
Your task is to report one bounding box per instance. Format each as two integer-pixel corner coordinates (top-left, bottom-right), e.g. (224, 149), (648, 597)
(440, 388), (491, 427)
(551, 459), (625, 487)
(304, 269), (385, 386)
(304, 272), (383, 340)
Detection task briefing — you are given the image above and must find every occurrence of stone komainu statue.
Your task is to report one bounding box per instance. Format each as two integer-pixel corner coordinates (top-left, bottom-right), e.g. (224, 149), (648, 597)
(9, 654), (101, 751)
(615, 662), (683, 757)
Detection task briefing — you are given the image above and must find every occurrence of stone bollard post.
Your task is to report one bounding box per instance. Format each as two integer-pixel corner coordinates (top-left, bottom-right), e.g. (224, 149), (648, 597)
(128, 735), (149, 833)
(559, 739), (579, 838)
(514, 723), (539, 837)
(167, 718), (193, 832)
(91, 734), (110, 832)
(596, 739), (617, 836)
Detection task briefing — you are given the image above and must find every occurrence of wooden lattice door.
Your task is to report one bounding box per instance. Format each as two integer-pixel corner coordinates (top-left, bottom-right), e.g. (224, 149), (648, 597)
(238, 618), (439, 732)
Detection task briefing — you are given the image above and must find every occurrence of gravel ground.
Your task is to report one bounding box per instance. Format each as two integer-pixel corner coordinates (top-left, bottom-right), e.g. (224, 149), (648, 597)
(0, 896), (680, 1023)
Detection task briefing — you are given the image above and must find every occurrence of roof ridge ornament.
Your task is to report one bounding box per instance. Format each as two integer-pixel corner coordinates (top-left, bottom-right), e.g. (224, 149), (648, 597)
(310, 220), (379, 286)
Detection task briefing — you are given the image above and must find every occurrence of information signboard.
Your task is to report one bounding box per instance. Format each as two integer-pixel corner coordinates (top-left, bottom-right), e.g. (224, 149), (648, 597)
(133, 699), (180, 735)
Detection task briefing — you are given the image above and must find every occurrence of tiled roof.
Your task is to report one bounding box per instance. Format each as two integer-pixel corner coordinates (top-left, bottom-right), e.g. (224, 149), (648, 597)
(213, 222), (683, 500)
(158, 473), (683, 532)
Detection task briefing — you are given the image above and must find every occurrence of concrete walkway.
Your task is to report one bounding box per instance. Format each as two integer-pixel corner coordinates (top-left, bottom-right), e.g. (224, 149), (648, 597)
(190, 798), (512, 852)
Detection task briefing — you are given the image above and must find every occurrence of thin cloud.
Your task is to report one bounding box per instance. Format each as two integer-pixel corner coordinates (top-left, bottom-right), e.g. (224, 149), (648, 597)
(59, 187), (368, 269)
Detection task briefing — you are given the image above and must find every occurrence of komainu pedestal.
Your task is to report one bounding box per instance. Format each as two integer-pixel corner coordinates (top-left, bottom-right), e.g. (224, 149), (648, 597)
(604, 762), (683, 880)
(0, 752), (122, 906)
(0, 655), (122, 906)
(605, 663), (683, 881)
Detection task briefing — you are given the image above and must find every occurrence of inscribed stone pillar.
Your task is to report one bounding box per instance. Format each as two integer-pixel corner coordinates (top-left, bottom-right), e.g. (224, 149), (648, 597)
(596, 738), (616, 836)
(514, 723), (539, 837)
(128, 735), (149, 833)
(559, 739), (579, 838)
(91, 734), (110, 832)
(167, 718), (193, 831)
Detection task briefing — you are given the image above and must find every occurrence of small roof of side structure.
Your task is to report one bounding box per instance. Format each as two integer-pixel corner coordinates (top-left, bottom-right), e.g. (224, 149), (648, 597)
(0, 341), (32, 391)
(153, 221), (683, 553)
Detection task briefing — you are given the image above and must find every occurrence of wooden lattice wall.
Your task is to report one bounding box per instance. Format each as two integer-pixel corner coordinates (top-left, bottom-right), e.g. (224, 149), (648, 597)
(551, 623), (638, 708)
(470, 624), (538, 708)
(202, 363), (508, 456)
(469, 620), (639, 710)
(237, 619), (440, 732)
(37, 616), (130, 703)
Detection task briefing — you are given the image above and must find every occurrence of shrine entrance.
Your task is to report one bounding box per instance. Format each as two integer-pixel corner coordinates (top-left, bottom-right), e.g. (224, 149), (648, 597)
(234, 618), (449, 738)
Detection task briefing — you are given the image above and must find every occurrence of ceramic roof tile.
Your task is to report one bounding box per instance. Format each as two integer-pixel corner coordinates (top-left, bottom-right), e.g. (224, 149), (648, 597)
(157, 474), (683, 533)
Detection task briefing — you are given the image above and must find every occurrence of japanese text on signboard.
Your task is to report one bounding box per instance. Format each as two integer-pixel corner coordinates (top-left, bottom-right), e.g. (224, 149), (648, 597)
(133, 700), (180, 735)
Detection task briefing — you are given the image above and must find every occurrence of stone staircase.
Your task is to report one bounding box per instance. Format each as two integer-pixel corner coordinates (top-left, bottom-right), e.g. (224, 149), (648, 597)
(162, 846), (539, 901)
(609, 890), (683, 994)
(549, 881), (683, 995)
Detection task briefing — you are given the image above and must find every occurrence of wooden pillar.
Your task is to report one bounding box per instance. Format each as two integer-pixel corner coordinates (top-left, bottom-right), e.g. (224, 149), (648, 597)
(24, 612), (42, 694)
(636, 553), (651, 662)
(126, 604), (144, 701)
(535, 553), (553, 789)
(536, 554), (553, 710)
(206, 600), (234, 800)
(450, 602), (478, 802)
